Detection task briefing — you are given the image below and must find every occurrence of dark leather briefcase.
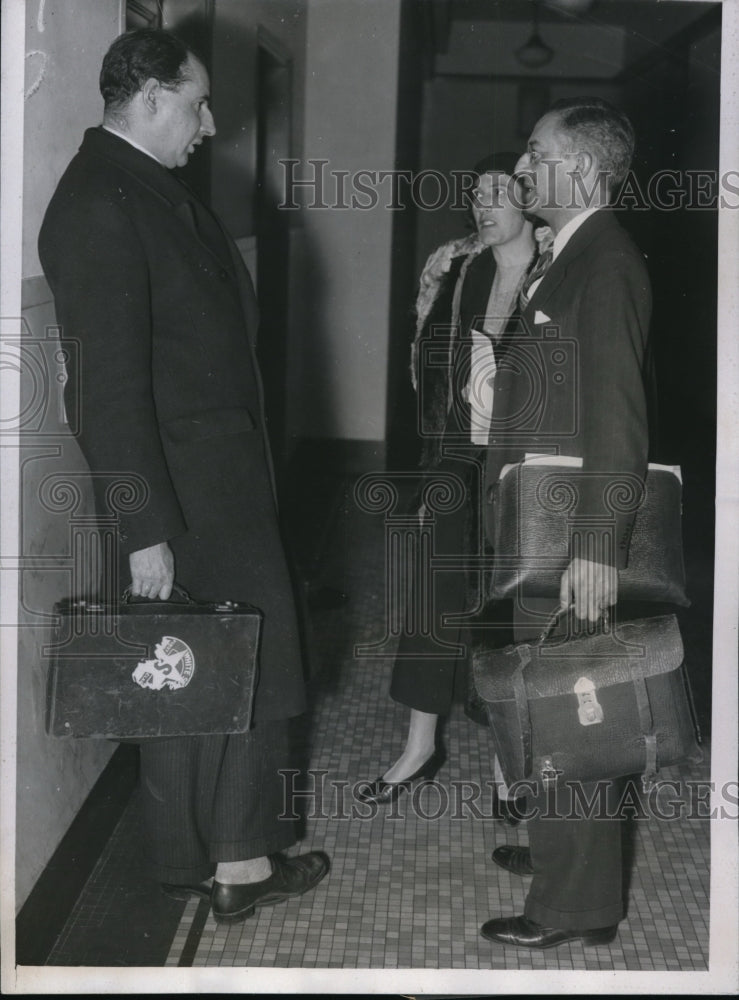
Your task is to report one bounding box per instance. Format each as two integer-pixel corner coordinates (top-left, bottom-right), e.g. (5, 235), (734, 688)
(472, 612), (702, 791)
(488, 460), (690, 607)
(46, 589), (262, 739)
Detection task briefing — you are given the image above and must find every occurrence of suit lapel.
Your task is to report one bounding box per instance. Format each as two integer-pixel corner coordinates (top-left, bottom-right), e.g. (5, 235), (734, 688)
(525, 209), (618, 317)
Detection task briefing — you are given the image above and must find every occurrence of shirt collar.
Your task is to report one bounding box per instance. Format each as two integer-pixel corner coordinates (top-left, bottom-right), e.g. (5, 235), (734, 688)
(552, 206), (601, 260)
(102, 125), (165, 166)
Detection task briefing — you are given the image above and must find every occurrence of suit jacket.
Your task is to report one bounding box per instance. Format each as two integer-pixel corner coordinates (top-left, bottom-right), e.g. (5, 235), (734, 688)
(483, 209), (652, 569)
(38, 127), (305, 722)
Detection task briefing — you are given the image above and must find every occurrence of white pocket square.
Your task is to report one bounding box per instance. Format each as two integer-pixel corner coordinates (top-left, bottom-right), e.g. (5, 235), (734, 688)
(534, 310), (552, 324)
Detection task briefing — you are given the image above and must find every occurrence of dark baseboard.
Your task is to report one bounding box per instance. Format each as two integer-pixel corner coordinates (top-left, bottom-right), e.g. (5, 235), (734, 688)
(15, 743), (139, 966)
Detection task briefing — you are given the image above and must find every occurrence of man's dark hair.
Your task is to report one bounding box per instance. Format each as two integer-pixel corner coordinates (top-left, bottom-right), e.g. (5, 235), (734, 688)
(100, 29), (197, 112)
(549, 96), (635, 194)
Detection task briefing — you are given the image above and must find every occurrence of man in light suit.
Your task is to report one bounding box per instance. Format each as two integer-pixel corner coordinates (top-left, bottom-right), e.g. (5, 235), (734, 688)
(480, 98), (652, 949)
(39, 29), (328, 924)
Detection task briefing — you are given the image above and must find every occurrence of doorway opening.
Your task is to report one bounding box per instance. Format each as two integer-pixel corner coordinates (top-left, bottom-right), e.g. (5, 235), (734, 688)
(255, 29), (293, 486)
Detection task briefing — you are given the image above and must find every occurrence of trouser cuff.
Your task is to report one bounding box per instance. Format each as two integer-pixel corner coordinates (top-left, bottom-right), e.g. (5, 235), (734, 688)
(524, 895), (623, 931)
(210, 821), (296, 863)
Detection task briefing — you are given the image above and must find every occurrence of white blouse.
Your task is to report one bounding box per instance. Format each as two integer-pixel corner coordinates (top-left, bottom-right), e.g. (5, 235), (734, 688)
(467, 260), (530, 445)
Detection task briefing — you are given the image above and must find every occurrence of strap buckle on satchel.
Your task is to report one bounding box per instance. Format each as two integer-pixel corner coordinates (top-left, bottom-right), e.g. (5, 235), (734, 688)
(632, 667), (659, 792)
(512, 659), (533, 779)
(540, 757), (563, 786)
(641, 733), (658, 793)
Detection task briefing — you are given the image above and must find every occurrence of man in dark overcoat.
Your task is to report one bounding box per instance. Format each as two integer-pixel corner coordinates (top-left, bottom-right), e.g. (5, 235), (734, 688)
(479, 98), (652, 949)
(38, 28), (328, 924)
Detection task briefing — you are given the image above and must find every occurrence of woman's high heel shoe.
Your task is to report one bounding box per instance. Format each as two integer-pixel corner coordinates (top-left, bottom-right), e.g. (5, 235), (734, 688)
(355, 749), (445, 806)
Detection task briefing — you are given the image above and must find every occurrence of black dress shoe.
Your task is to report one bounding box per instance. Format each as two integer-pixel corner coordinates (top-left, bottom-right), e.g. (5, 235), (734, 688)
(161, 877), (213, 901)
(355, 750), (445, 806)
(212, 851), (329, 924)
(491, 845), (534, 876)
(480, 915), (618, 950)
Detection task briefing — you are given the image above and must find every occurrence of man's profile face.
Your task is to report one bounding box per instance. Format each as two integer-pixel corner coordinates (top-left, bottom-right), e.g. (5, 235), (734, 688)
(515, 111), (577, 220)
(150, 54), (216, 168)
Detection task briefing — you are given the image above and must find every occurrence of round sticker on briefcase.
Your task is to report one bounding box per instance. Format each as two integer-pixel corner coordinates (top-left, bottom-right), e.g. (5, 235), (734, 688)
(131, 635), (195, 691)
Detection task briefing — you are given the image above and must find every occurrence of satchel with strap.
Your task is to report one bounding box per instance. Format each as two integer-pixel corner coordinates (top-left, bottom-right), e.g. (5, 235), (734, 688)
(472, 608), (702, 792)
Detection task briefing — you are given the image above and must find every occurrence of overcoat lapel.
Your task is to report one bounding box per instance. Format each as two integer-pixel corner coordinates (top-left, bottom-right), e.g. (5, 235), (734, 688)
(82, 127), (233, 272)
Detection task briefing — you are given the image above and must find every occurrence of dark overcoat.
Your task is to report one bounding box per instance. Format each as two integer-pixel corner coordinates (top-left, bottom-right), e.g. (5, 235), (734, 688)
(38, 127), (305, 724)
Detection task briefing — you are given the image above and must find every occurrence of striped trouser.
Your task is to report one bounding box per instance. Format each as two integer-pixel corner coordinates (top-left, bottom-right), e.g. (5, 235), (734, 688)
(138, 720), (297, 883)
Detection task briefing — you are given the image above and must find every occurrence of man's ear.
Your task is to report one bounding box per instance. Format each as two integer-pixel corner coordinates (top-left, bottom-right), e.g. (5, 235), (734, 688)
(140, 77), (160, 114)
(574, 150), (595, 178)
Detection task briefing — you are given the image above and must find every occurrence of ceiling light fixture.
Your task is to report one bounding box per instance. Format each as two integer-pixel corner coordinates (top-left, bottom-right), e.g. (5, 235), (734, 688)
(544, 0), (595, 13)
(516, 2), (554, 69)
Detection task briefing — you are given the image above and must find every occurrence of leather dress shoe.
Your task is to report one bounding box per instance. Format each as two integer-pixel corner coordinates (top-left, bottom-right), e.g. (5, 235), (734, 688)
(491, 845), (534, 876)
(480, 915), (618, 950)
(212, 851), (329, 924)
(355, 750), (445, 806)
(161, 877), (213, 901)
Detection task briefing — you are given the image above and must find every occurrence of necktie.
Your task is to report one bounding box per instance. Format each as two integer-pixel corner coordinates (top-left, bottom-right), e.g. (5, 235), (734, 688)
(519, 245), (554, 310)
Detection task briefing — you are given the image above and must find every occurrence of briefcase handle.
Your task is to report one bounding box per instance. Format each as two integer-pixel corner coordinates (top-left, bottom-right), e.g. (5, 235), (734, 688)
(536, 602), (610, 644)
(121, 583), (196, 605)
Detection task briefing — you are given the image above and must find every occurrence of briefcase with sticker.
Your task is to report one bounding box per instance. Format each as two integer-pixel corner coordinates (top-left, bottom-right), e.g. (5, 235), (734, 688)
(46, 588), (262, 739)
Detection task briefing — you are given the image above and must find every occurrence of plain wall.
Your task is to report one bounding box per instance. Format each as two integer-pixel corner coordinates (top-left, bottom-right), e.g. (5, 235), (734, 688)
(18, 0), (124, 911)
(205, 0), (309, 459)
(23, 0), (123, 278)
(297, 0), (402, 442)
(201, 0), (307, 239)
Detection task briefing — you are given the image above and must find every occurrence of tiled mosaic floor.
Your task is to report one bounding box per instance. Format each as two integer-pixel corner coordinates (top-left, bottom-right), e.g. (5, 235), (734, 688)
(47, 471), (712, 971)
(171, 479), (711, 971)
